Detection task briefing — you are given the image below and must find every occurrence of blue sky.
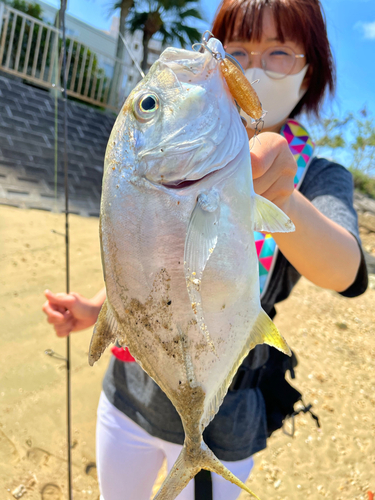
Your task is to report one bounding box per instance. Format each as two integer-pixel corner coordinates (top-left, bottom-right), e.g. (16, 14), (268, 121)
(44, 0), (375, 118)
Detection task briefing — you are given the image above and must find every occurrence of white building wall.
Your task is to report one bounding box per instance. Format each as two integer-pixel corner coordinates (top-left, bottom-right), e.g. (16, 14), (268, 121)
(36, 0), (162, 98)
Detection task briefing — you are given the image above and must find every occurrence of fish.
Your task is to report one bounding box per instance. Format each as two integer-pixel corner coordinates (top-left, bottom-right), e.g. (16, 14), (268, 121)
(89, 35), (294, 500)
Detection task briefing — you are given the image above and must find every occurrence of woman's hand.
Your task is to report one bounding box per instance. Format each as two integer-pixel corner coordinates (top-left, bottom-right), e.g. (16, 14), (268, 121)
(42, 288), (106, 337)
(250, 131), (361, 292)
(250, 132), (297, 212)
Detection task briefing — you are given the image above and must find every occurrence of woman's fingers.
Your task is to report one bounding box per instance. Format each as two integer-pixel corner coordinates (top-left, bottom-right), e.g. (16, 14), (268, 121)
(44, 289), (78, 310)
(250, 132), (296, 206)
(54, 317), (75, 337)
(42, 300), (68, 324)
(260, 175), (295, 208)
(250, 132), (286, 179)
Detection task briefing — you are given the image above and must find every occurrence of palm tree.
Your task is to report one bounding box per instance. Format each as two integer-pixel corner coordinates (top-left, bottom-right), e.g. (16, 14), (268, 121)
(127, 0), (203, 73)
(113, 0), (135, 62)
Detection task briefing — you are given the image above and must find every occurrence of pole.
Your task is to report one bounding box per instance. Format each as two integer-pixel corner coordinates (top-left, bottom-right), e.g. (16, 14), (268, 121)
(59, 0), (73, 498)
(0, 3), (4, 41)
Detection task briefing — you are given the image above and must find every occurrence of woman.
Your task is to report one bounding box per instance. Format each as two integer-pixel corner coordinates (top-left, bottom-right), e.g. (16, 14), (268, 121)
(43, 0), (368, 499)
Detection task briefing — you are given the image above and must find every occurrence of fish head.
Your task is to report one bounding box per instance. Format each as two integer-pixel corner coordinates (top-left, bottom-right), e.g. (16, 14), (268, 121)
(104, 42), (248, 189)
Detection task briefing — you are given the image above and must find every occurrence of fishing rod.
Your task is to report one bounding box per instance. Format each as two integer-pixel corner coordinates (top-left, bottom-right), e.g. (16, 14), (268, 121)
(51, 18), (142, 500)
(59, 0), (73, 498)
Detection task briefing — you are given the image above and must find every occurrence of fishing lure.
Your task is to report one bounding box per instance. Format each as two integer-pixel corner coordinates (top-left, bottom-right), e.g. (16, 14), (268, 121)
(220, 57), (263, 120)
(193, 31), (264, 123)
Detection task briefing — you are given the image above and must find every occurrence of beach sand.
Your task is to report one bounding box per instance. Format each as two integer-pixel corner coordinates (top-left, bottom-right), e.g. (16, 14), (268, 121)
(1, 205), (374, 500)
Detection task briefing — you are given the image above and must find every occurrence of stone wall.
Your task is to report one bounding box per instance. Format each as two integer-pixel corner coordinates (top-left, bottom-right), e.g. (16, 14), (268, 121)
(0, 73), (115, 216)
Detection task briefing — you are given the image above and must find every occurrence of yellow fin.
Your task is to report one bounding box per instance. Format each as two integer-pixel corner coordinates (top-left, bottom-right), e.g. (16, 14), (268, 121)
(202, 308), (290, 429)
(255, 308), (291, 356)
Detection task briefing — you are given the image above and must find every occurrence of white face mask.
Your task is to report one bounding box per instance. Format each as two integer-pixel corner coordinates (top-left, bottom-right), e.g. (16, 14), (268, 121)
(240, 65), (309, 129)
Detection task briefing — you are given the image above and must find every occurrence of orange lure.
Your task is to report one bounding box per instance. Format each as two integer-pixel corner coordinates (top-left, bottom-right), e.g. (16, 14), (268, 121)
(220, 57), (263, 120)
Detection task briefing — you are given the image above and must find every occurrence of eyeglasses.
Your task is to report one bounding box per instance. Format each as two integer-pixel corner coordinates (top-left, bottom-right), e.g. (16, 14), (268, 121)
(225, 46), (305, 79)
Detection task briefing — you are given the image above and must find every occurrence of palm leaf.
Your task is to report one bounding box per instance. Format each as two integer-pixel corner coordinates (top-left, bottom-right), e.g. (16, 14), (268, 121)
(178, 8), (202, 20)
(126, 10), (150, 32)
(178, 25), (201, 44)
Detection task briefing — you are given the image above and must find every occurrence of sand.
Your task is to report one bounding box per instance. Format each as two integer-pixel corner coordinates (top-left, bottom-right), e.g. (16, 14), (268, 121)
(0, 205), (374, 500)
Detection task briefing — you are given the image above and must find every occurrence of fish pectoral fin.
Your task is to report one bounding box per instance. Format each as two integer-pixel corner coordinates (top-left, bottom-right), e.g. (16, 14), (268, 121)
(153, 442), (262, 500)
(88, 299), (122, 366)
(184, 191), (220, 278)
(184, 191), (220, 348)
(253, 308), (291, 356)
(253, 193), (295, 233)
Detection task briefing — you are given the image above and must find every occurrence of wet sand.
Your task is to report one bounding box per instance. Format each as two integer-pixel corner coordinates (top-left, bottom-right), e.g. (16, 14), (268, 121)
(0, 205), (374, 500)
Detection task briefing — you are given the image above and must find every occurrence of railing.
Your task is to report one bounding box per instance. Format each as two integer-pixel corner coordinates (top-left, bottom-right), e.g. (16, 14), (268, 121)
(0, 3), (134, 110)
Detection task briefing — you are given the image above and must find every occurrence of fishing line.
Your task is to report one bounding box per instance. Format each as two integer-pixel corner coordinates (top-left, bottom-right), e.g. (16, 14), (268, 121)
(118, 31), (145, 78)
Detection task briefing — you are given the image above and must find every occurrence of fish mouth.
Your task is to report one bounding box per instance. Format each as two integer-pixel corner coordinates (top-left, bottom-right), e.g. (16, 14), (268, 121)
(160, 169), (218, 190)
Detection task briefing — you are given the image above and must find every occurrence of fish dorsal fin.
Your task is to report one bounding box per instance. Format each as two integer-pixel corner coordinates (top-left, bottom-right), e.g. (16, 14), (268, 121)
(88, 299), (122, 366)
(202, 308), (291, 429)
(184, 191), (220, 348)
(253, 193), (295, 233)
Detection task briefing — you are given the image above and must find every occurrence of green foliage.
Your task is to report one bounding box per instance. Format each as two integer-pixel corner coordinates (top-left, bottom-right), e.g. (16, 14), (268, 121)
(349, 168), (375, 200)
(4, 0), (43, 20)
(63, 40), (109, 102)
(126, 0), (203, 71)
(1, 4), (46, 73)
(311, 108), (375, 183)
(1, 2), (110, 105)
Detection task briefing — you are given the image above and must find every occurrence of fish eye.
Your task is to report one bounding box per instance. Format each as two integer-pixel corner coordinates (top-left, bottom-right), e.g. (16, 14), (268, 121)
(133, 92), (160, 121)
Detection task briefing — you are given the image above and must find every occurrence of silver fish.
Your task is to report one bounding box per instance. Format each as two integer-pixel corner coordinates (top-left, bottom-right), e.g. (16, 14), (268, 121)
(89, 38), (294, 500)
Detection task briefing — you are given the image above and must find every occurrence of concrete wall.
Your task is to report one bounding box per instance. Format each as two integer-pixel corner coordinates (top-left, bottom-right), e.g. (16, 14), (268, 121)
(0, 73), (115, 216)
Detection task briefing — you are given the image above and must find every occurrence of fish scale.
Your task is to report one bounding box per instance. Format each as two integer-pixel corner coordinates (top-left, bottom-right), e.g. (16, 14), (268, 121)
(89, 37), (294, 500)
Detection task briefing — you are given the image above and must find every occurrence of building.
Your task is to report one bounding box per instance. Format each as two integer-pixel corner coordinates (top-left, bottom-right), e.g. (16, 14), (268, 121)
(35, 0), (162, 98)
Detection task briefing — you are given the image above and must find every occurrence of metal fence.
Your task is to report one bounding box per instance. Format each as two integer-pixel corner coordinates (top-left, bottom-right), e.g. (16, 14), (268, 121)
(0, 3), (131, 110)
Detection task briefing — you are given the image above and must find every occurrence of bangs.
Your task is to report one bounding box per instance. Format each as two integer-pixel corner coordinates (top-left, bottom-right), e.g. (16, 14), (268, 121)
(212, 0), (336, 118)
(213, 0), (309, 48)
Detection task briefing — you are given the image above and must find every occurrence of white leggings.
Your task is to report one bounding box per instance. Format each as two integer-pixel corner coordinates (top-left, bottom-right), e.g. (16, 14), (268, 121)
(96, 392), (254, 500)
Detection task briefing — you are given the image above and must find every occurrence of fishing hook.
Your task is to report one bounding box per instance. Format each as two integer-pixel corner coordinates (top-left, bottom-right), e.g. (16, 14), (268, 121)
(45, 349), (68, 362)
(192, 31), (266, 134)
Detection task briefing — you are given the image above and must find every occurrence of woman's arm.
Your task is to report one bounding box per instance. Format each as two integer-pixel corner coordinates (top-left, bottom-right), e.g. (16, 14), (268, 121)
(251, 132), (361, 292)
(273, 190), (360, 291)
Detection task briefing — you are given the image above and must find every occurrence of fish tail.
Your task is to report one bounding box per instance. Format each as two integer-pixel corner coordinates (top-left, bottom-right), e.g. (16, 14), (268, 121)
(153, 442), (261, 500)
(198, 442), (262, 500)
(153, 447), (200, 500)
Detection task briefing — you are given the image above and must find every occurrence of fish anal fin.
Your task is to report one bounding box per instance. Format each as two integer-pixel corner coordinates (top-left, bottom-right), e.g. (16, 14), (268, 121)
(88, 299), (122, 366)
(255, 308), (291, 355)
(202, 308), (290, 429)
(253, 193), (295, 233)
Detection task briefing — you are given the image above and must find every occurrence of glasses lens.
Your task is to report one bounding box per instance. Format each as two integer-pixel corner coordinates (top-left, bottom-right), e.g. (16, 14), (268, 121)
(262, 46), (295, 79)
(225, 48), (249, 71)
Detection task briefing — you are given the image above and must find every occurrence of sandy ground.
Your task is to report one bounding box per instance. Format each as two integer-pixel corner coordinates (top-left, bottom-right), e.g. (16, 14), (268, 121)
(1, 205), (374, 500)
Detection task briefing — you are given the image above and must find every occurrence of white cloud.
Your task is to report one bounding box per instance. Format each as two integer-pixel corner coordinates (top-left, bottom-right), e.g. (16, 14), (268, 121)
(355, 21), (375, 39)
